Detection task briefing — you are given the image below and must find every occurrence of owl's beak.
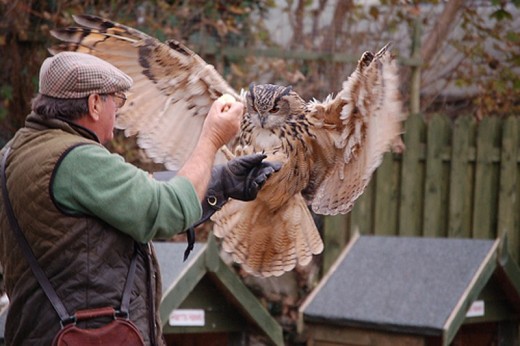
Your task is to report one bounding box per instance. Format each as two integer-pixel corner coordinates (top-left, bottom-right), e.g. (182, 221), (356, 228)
(259, 114), (267, 128)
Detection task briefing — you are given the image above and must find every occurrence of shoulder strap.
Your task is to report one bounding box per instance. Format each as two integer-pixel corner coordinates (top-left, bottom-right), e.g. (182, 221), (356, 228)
(1, 147), (137, 323)
(1, 147), (72, 323)
(119, 242), (138, 318)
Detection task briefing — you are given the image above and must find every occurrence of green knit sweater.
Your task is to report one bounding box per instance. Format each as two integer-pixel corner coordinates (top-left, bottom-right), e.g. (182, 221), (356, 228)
(53, 144), (202, 243)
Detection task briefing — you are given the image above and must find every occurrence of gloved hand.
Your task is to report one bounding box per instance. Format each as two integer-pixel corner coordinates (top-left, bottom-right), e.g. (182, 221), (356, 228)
(179, 154), (281, 261)
(197, 154), (282, 227)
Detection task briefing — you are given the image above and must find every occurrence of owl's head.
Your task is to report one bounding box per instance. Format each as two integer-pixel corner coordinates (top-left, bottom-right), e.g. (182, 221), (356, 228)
(246, 84), (304, 129)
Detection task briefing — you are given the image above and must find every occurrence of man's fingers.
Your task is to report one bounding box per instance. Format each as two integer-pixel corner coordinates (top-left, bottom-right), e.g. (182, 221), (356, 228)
(268, 161), (283, 172)
(229, 154), (267, 172)
(262, 167), (276, 177)
(242, 154), (268, 166)
(253, 171), (270, 187)
(225, 101), (245, 114)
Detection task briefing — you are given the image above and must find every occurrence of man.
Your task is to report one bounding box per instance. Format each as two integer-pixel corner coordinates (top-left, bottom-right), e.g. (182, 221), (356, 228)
(0, 52), (278, 345)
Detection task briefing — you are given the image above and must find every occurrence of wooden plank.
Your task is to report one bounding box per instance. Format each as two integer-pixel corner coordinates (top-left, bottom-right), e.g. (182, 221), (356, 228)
(473, 117), (500, 239)
(399, 114), (425, 236)
(423, 115), (450, 237)
(517, 151), (520, 265)
(350, 178), (374, 235)
(374, 153), (399, 236)
(497, 116), (519, 263)
(443, 240), (499, 346)
(448, 116), (473, 238)
(310, 324), (371, 344)
(212, 252), (284, 346)
(322, 215), (349, 274)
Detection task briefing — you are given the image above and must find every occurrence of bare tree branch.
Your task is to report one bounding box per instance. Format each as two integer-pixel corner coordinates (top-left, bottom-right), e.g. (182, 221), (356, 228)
(420, 0), (466, 68)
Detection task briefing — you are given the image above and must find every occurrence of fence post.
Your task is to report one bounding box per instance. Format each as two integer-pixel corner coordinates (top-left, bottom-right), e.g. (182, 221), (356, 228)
(473, 117), (500, 239)
(497, 116), (519, 263)
(410, 17), (422, 115)
(448, 116), (474, 238)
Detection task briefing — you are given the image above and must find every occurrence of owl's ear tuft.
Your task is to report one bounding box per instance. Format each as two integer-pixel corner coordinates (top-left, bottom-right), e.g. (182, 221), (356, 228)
(282, 86), (292, 97)
(248, 83), (256, 103)
(274, 85), (293, 104)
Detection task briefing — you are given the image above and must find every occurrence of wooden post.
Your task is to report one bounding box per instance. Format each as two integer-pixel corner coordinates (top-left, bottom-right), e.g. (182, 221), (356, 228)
(423, 115), (450, 237)
(473, 117), (500, 239)
(399, 114), (425, 236)
(323, 215), (349, 274)
(410, 17), (422, 115)
(374, 154), (399, 236)
(448, 116), (474, 238)
(497, 116), (519, 263)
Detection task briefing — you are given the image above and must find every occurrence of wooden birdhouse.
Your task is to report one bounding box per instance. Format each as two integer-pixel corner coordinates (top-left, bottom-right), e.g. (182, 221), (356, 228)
(299, 235), (520, 346)
(155, 236), (283, 345)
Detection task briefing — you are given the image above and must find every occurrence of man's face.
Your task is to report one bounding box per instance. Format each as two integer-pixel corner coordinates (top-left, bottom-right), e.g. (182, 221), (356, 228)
(98, 92), (126, 143)
(97, 95), (118, 143)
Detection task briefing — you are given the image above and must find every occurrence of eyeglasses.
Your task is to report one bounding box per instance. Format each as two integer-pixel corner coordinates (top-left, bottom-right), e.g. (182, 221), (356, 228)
(111, 92), (127, 108)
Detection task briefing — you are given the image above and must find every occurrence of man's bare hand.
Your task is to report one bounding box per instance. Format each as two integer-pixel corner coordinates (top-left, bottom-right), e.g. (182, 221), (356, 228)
(201, 99), (243, 150)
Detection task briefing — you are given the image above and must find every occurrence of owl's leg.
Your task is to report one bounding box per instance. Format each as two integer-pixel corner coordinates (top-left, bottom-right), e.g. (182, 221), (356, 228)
(220, 145), (236, 160)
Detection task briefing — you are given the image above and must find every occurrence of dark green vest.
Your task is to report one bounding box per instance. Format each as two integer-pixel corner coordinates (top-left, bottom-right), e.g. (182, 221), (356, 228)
(0, 113), (162, 345)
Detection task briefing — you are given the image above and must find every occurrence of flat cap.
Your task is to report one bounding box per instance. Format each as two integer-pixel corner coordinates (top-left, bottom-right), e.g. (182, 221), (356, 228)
(39, 52), (132, 99)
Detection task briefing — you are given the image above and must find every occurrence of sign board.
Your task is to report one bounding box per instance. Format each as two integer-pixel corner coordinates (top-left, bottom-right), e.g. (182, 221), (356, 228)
(466, 300), (485, 318)
(169, 309), (205, 326)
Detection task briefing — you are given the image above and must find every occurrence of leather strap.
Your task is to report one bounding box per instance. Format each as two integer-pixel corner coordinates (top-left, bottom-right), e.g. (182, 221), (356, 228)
(119, 243), (138, 318)
(1, 147), (138, 325)
(1, 147), (71, 322)
(75, 306), (116, 321)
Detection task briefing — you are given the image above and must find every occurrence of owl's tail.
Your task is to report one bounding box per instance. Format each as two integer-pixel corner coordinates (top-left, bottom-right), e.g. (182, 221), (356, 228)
(212, 193), (323, 277)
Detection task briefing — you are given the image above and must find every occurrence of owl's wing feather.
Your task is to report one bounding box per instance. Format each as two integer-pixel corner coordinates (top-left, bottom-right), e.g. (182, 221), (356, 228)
(308, 44), (404, 215)
(50, 14), (239, 170)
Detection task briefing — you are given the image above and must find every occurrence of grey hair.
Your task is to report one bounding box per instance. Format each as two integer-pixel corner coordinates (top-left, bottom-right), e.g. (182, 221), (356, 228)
(31, 94), (109, 120)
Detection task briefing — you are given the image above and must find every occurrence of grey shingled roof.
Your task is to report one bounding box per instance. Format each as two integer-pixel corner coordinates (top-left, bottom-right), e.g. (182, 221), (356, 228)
(153, 241), (205, 289)
(302, 236), (496, 335)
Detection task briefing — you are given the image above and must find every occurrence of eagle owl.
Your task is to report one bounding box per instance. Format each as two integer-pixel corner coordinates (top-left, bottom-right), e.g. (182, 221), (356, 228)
(51, 15), (405, 277)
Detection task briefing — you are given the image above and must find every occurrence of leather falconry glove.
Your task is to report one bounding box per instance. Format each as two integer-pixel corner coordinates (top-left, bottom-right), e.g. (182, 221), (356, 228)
(196, 153), (282, 228)
(187, 154), (281, 260)
(152, 154), (282, 260)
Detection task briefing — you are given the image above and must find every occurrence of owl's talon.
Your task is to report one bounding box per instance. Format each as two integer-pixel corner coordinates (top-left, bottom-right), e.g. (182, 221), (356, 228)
(220, 145), (235, 160)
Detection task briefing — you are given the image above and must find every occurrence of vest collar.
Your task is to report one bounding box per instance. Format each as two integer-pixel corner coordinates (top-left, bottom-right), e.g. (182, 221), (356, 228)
(25, 112), (100, 143)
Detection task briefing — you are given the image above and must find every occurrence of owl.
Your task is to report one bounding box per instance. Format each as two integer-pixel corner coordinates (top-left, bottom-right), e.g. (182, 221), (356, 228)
(51, 15), (405, 277)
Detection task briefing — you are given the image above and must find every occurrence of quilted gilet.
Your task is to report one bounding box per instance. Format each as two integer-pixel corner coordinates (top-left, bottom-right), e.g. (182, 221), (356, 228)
(0, 113), (163, 345)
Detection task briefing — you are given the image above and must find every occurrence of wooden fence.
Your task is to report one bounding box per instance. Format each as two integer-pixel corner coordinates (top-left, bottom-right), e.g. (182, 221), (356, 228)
(322, 114), (520, 272)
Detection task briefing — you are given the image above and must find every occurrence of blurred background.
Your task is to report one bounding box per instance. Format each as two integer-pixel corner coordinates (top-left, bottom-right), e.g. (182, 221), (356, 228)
(1, 1), (518, 142)
(1, 1), (519, 344)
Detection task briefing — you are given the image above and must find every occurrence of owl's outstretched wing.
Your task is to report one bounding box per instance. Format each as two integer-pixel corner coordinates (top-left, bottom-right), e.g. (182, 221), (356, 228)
(50, 14), (239, 170)
(307, 44), (405, 215)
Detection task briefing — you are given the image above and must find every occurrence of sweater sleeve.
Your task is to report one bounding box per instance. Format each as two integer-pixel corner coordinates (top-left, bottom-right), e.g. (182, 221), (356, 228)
(52, 144), (202, 243)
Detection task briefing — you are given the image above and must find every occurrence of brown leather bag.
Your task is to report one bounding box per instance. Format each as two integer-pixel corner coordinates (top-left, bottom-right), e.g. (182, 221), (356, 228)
(52, 306), (145, 346)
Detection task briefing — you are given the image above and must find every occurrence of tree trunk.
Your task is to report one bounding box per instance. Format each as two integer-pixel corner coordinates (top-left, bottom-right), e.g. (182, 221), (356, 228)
(420, 0), (466, 68)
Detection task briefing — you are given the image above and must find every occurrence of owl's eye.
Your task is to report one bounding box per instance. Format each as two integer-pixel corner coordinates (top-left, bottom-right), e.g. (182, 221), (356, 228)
(269, 106), (279, 113)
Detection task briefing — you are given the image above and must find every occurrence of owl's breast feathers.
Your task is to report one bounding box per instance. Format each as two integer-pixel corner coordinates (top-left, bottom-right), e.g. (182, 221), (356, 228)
(238, 109), (332, 207)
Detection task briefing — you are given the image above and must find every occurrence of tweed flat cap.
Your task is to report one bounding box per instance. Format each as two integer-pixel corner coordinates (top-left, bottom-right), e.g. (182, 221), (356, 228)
(39, 52), (132, 99)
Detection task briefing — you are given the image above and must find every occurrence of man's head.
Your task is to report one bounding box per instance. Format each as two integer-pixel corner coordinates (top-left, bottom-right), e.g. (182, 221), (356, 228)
(32, 52), (132, 143)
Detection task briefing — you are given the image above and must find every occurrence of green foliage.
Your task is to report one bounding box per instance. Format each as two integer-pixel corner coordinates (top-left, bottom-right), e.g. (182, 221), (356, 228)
(490, 8), (513, 20)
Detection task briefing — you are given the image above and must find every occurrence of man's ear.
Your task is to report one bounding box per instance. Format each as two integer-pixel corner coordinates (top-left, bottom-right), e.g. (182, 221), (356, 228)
(87, 94), (102, 121)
